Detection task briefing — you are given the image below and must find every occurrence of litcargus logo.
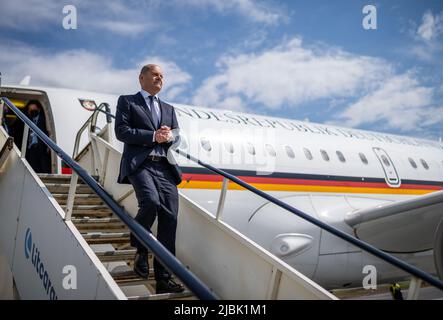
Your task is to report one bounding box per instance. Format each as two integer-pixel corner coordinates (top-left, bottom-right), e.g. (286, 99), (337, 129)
(24, 228), (58, 300)
(24, 228), (32, 259)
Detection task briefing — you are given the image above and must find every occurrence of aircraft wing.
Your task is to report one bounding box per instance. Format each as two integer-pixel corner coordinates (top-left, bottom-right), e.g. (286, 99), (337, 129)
(344, 190), (443, 253)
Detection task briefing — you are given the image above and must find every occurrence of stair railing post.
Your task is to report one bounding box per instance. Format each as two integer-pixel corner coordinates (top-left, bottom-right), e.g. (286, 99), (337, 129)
(21, 124), (29, 158)
(99, 146), (109, 186)
(89, 133), (102, 178)
(65, 172), (78, 221)
(407, 277), (422, 300)
(216, 177), (229, 221)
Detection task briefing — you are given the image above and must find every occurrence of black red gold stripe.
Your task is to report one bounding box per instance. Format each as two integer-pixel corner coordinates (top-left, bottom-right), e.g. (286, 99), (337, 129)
(178, 167), (443, 195)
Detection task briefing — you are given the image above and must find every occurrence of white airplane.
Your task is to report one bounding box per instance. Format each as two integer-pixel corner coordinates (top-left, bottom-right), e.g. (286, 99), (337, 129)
(1, 84), (442, 291)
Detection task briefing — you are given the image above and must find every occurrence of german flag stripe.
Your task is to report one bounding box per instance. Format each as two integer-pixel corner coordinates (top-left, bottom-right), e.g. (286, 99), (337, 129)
(178, 167), (443, 195)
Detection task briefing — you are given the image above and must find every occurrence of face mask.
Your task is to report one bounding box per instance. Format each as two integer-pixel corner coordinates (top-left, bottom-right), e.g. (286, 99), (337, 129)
(29, 109), (40, 118)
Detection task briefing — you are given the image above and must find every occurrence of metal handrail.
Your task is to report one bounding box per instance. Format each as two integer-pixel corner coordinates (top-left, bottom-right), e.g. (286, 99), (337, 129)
(174, 150), (443, 291)
(72, 103), (114, 159)
(0, 97), (217, 300)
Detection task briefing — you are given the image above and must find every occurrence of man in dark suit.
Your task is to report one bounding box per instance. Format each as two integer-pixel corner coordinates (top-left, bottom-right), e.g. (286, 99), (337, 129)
(114, 64), (184, 294)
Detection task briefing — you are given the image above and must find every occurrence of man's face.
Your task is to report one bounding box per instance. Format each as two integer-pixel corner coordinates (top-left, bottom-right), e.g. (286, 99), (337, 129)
(139, 65), (164, 95)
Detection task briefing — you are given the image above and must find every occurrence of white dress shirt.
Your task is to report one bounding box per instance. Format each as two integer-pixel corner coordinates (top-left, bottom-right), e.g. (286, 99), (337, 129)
(140, 89), (161, 142)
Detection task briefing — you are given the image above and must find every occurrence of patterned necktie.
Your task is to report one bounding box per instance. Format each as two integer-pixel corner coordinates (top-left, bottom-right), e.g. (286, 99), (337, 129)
(148, 95), (159, 128)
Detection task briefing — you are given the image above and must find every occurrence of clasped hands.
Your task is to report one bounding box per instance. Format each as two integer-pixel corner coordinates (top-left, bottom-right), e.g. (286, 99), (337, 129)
(154, 126), (173, 143)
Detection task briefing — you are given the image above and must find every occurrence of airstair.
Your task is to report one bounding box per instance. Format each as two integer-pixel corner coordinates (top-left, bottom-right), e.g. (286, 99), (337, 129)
(0, 97), (336, 300)
(37, 173), (195, 300)
(3, 97), (442, 300)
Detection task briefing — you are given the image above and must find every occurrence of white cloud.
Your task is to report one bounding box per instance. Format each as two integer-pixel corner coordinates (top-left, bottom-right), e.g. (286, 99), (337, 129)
(175, 0), (284, 25)
(333, 73), (438, 131)
(192, 37), (443, 134)
(0, 0), (157, 35)
(409, 10), (443, 62)
(421, 106), (443, 127)
(91, 21), (150, 36)
(0, 43), (191, 101)
(0, 0), (60, 30)
(0, 0), (283, 35)
(409, 45), (436, 62)
(417, 10), (443, 42)
(192, 37), (391, 110)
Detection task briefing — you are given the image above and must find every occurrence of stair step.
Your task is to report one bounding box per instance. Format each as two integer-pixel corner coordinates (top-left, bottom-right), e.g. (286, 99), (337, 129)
(82, 231), (130, 238)
(45, 183), (93, 194)
(75, 226), (128, 233)
(72, 217), (122, 224)
(52, 193), (104, 205)
(127, 290), (195, 300)
(85, 238), (130, 245)
(82, 232), (130, 244)
(117, 277), (155, 286)
(95, 249), (136, 262)
(38, 174), (87, 184)
(70, 206), (113, 217)
(72, 211), (113, 218)
(37, 174), (99, 184)
(72, 217), (125, 231)
(96, 250), (155, 263)
(63, 205), (111, 213)
(110, 268), (155, 280)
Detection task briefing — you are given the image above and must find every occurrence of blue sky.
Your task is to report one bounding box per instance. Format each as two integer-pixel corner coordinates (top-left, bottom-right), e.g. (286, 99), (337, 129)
(1, 0), (442, 140)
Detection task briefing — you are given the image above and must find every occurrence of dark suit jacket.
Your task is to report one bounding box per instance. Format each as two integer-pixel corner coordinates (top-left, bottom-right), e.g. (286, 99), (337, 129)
(14, 111), (49, 151)
(114, 92), (182, 185)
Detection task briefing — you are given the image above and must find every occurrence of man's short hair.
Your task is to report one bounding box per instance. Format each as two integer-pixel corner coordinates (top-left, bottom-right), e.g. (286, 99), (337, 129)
(140, 64), (159, 75)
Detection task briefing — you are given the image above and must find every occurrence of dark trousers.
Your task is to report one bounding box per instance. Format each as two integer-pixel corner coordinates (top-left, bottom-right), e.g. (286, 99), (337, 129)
(26, 144), (51, 173)
(128, 157), (179, 281)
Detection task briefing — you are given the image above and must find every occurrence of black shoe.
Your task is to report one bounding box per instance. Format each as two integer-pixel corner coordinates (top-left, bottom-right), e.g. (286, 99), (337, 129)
(133, 252), (149, 279)
(156, 278), (185, 294)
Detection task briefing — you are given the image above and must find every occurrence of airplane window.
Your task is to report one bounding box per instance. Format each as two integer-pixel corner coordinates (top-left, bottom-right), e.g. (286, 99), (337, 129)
(381, 155), (390, 167)
(420, 159), (429, 170)
(303, 148), (313, 160)
(359, 153), (368, 165)
(320, 150), (330, 161)
(225, 142), (234, 154)
(408, 158), (417, 169)
(246, 142), (255, 155)
(265, 144), (276, 157)
(285, 146), (295, 158)
(200, 137), (212, 152)
(336, 151), (346, 162)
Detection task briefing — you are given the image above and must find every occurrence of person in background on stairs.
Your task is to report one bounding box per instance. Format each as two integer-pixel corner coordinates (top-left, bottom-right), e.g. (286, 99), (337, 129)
(15, 100), (51, 173)
(114, 64), (184, 294)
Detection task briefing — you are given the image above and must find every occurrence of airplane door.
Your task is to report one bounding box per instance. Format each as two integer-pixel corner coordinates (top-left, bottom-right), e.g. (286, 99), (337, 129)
(372, 147), (401, 187)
